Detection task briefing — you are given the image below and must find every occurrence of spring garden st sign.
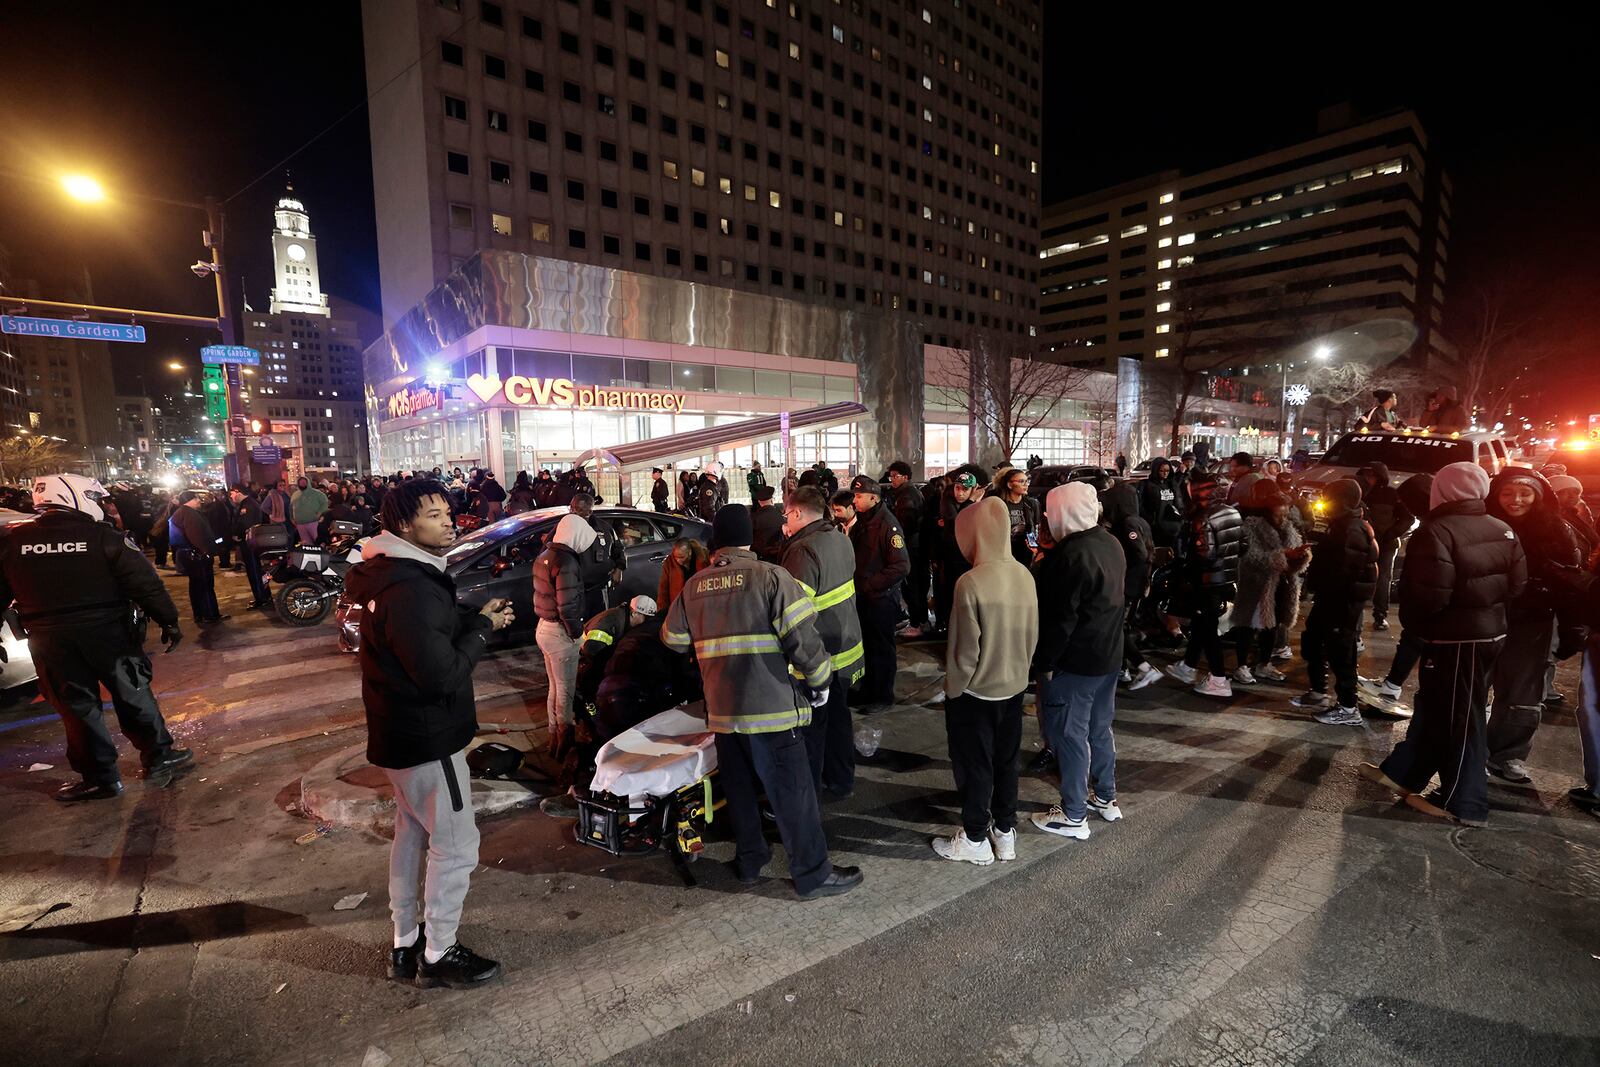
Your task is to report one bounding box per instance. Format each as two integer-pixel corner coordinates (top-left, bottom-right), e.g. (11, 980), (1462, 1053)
(464, 373), (688, 414)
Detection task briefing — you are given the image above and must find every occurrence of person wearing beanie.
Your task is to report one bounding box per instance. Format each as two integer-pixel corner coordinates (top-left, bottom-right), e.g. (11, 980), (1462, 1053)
(749, 484), (786, 564)
(1365, 474), (1436, 710)
(1165, 472), (1244, 698)
(575, 595), (659, 706)
(1357, 462), (1414, 631)
(848, 473), (911, 711)
(1548, 474), (1598, 552)
(1289, 479), (1378, 725)
(1483, 469), (1585, 783)
(1100, 479), (1162, 691)
(931, 495), (1039, 864)
(885, 461), (930, 637)
(1225, 482), (1310, 685)
(1029, 482), (1127, 840)
(533, 514), (596, 760)
(662, 504), (863, 899)
(1361, 462), (1526, 827)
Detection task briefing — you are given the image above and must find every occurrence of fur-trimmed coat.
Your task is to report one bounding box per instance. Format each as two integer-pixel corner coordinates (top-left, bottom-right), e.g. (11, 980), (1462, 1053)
(1226, 515), (1308, 631)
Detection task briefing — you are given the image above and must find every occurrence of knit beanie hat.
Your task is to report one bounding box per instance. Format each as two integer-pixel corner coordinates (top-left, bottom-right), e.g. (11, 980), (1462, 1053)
(1326, 478), (1363, 514)
(1549, 474), (1583, 496)
(712, 503), (754, 547)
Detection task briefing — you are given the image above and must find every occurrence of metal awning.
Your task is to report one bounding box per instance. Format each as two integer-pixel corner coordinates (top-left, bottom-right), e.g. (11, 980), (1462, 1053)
(576, 401), (867, 475)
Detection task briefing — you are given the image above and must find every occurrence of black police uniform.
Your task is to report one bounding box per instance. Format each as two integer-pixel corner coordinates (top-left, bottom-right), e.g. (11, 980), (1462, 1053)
(848, 479), (911, 706)
(233, 494), (271, 606)
(0, 508), (184, 789)
(168, 504), (223, 623)
(576, 515), (625, 620)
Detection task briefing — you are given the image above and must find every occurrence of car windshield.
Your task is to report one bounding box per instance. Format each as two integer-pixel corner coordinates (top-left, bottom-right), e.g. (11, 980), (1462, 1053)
(1550, 450), (1600, 476)
(1319, 433), (1473, 474)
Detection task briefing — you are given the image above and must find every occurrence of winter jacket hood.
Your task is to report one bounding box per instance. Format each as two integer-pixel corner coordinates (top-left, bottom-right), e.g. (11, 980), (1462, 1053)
(1046, 482), (1099, 538)
(358, 530), (446, 573)
(1398, 473), (1434, 518)
(1431, 462), (1490, 511)
(955, 495), (1010, 566)
(554, 513), (597, 553)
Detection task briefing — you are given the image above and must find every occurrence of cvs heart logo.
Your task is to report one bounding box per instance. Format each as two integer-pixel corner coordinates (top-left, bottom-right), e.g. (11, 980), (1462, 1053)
(466, 373), (504, 403)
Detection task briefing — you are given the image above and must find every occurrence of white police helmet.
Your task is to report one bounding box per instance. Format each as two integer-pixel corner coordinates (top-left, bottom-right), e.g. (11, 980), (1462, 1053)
(32, 473), (109, 522)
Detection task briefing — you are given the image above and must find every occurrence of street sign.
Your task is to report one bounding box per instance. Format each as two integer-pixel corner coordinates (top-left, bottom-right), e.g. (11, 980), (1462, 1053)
(251, 437), (282, 464)
(201, 344), (260, 365)
(780, 410), (791, 457)
(0, 315), (146, 343)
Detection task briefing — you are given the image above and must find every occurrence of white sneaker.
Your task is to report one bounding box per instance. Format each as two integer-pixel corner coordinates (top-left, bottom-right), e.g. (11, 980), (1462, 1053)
(988, 826), (1017, 861)
(1119, 668), (1133, 683)
(1087, 793), (1123, 822)
(1194, 675), (1233, 698)
(1356, 638), (1366, 652)
(926, 689), (946, 706)
(1254, 664), (1287, 682)
(1232, 666), (1257, 685)
(1291, 690), (1331, 709)
(1165, 662), (1199, 685)
(1031, 806), (1090, 839)
(1315, 705), (1364, 726)
(1129, 664), (1163, 690)
(931, 828), (995, 865)
(1272, 646), (1293, 661)
(1379, 680), (1403, 699)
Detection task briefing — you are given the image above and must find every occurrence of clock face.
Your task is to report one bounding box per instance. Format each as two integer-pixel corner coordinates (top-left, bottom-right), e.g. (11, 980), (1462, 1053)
(286, 243), (307, 262)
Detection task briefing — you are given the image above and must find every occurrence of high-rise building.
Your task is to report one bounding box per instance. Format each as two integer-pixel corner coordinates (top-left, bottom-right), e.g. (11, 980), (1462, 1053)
(240, 187), (372, 472)
(112, 395), (156, 475)
(6, 279), (120, 475)
(361, 0), (1043, 347)
(1039, 109), (1452, 456)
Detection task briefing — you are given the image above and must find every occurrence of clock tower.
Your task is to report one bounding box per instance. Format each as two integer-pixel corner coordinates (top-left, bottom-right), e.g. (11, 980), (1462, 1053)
(268, 181), (330, 316)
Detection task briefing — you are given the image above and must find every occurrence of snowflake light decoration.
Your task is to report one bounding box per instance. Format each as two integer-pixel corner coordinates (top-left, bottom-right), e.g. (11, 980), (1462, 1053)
(1285, 383), (1312, 407)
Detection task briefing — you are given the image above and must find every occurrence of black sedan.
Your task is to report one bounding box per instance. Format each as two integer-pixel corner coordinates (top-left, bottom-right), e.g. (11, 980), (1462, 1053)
(337, 507), (712, 651)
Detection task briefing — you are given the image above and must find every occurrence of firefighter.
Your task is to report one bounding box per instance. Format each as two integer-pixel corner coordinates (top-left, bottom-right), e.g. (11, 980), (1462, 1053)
(847, 474), (910, 710)
(780, 485), (866, 796)
(662, 504), (863, 898)
(575, 595), (657, 705)
(0, 474), (190, 801)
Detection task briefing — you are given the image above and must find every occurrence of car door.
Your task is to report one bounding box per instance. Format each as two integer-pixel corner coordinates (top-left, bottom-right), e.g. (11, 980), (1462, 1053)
(454, 521), (551, 645)
(610, 513), (672, 601)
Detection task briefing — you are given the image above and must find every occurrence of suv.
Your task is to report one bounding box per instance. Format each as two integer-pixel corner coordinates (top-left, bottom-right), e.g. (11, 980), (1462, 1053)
(1290, 428), (1519, 531)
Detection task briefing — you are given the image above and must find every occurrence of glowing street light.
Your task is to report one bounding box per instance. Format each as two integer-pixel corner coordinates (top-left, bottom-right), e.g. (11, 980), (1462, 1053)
(168, 361), (186, 371)
(61, 174), (107, 202)
(1314, 345), (1334, 361)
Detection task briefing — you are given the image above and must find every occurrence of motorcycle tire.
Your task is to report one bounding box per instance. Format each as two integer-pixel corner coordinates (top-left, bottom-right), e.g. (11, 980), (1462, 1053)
(276, 578), (333, 627)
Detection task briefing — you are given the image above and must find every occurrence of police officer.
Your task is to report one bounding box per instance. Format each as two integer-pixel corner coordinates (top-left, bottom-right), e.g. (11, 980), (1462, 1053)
(569, 492), (625, 618)
(168, 489), (226, 624)
(847, 474), (910, 710)
(662, 504), (862, 898)
(780, 485), (865, 795)
(749, 484), (786, 563)
(0, 475), (190, 801)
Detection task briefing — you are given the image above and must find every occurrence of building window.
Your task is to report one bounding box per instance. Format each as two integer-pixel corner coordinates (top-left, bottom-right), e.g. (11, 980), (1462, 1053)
(486, 108), (508, 131)
(601, 188), (619, 209)
(768, 190), (781, 208)
(1159, 192), (1175, 204)
(525, 68), (545, 92)
(568, 228), (587, 249)
(449, 204), (473, 228)
(633, 195), (650, 215)
(635, 241), (652, 261)
(665, 247), (682, 266)
(441, 41), (464, 65)
(602, 233), (621, 254)
(563, 81), (582, 103)
(527, 119), (547, 141)
(483, 54), (506, 79)
(567, 179), (585, 200)
(564, 131), (583, 152)
(529, 170), (548, 192)
(489, 159), (511, 184)
(481, 2), (503, 26)
(714, 49), (730, 68)
(522, 15), (542, 38)
(446, 151), (470, 175)
(443, 95), (467, 120)
(662, 159), (680, 180)
(531, 218), (552, 241)
(491, 212), (512, 236)
(743, 183), (756, 201)
(690, 167), (706, 187)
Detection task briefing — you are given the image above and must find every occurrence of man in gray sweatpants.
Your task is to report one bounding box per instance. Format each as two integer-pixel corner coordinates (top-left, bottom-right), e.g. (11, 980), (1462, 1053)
(345, 480), (516, 989)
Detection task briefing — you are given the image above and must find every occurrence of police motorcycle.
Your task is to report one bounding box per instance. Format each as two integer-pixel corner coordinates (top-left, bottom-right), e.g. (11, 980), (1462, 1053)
(247, 520), (366, 626)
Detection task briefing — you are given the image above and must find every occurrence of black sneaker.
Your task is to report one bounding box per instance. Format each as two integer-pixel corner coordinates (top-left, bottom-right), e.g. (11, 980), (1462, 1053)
(54, 779), (123, 803)
(1543, 691), (1566, 707)
(144, 749), (195, 778)
(1372, 617), (1390, 632)
(388, 925), (424, 982)
(1025, 747), (1056, 774)
(724, 859), (762, 887)
(415, 943), (502, 989)
(1567, 786), (1600, 812)
(795, 865), (863, 900)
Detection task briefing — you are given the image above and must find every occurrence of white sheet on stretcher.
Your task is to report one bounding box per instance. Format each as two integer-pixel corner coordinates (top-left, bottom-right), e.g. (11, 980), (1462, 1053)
(589, 706), (717, 798)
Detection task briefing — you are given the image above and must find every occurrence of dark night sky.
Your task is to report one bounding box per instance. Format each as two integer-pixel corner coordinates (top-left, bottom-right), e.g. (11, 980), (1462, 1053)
(1, 5), (1594, 414)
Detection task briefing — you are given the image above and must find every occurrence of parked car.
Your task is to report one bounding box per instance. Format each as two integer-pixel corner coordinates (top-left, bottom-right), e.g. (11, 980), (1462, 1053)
(336, 506), (713, 652)
(0, 510), (37, 694)
(1125, 458), (1183, 481)
(1025, 464), (1115, 501)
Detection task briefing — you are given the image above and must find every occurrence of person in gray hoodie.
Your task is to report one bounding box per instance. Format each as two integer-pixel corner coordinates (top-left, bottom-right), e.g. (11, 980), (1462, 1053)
(1031, 482), (1127, 841)
(934, 496), (1039, 865)
(533, 514), (597, 759)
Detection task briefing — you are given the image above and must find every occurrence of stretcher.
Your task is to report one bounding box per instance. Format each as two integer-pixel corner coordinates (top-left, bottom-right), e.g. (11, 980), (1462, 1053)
(575, 707), (722, 881)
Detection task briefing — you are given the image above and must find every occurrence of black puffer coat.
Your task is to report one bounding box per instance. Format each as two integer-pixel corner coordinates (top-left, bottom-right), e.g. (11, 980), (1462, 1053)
(1181, 501), (1243, 594)
(1304, 509), (1379, 606)
(1100, 481), (1153, 594)
(1399, 498), (1527, 642)
(1138, 471), (1182, 545)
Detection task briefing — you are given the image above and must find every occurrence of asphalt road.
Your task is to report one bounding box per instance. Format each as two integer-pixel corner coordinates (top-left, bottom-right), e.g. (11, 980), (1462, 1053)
(2, 564), (1598, 1066)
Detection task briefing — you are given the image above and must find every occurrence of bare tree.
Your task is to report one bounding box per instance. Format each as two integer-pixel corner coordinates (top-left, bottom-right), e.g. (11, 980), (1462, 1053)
(1081, 373), (1120, 466)
(1455, 283), (1559, 423)
(932, 330), (1093, 465)
(0, 434), (81, 484)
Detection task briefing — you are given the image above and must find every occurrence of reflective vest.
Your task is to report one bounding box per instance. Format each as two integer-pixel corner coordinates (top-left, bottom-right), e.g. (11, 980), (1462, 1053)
(780, 518), (865, 685)
(661, 548), (831, 734)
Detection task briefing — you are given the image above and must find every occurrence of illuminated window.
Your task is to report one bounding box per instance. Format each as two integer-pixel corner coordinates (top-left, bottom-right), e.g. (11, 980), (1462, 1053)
(743, 183), (757, 201)
(1155, 324), (1171, 334)
(1159, 192), (1175, 204)
(663, 160), (680, 180)
(1156, 279), (1172, 291)
(715, 49), (730, 68)
(1177, 233), (1195, 246)
(833, 210), (844, 226)
(1157, 237), (1172, 248)
(1120, 224), (1147, 238)
(1155, 347), (1170, 357)
(1159, 215), (1173, 226)
(1157, 258), (1172, 270)
(789, 41), (800, 59)
(769, 190), (781, 208)
(491, 212), (512, 236)
(832, 24), (844, 42)
(719, 177), (732, 194)
(1156, 301), (1172, 313)
(1177, 255), (1194, 267)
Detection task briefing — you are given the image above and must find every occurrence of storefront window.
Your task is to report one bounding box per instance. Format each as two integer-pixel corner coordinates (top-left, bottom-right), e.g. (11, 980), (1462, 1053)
(673, 363), (712, 391)
(507, 349), (571, 378)
(791, 373), (824, 402)
(825, 374), (857, 403)
(571, 354), (625, 386)
(754, 369), (789, 395)
(714, 366), (754, 394)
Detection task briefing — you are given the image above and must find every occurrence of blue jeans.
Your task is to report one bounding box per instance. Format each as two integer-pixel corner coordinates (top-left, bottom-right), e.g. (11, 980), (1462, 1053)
(1039, 671), (1118, 820)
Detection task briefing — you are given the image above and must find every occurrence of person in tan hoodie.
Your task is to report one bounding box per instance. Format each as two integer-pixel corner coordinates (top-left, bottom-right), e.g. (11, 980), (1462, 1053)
(934, 495), (1039, 866)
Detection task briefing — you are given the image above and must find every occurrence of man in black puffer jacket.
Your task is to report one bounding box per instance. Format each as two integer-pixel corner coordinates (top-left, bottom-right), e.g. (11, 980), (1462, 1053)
(1363, 462), (1526, 827)
(1165, 473), (1243, 698)
(346, 480), (515, 990)
(1358, 462), (1413, 631)
(1291, 479), (1378, 724)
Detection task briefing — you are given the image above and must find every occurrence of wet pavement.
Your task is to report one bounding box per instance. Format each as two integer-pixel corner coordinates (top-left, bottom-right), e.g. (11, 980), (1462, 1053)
(2, 563), (1598, 1066)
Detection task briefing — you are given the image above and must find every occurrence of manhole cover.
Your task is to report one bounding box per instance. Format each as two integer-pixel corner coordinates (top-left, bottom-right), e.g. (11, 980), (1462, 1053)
(1451, 826), (1600, 899)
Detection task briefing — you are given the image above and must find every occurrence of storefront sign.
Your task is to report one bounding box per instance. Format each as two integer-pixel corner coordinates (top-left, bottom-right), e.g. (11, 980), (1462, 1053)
(386, 382), (442, 419)
(465, 373), (687, 414)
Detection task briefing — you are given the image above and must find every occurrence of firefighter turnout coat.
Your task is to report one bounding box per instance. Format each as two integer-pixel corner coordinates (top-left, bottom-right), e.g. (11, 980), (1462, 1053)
(780, 518), (865, 686)
(662, 548), (831, 734)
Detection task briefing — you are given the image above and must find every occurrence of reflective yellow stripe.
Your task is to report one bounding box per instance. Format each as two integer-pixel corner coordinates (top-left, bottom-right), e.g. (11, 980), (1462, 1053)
(581, 629), (614, 646)
(796, 579), (817, 597)
(663, 628), (692, 650)
(831, 640), (864, 672)
(802, 658), (831, 688)
(812, 579), (855, 611)
(775, 597), (816, 637)
(695, 634), (782, 658)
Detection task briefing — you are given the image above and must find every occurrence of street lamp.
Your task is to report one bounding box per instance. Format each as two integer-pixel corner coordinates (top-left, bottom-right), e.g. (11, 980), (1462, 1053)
(1280, 345), (1333, 460)
(61, 174), (106, 202)
(167, 361), (186, 371)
